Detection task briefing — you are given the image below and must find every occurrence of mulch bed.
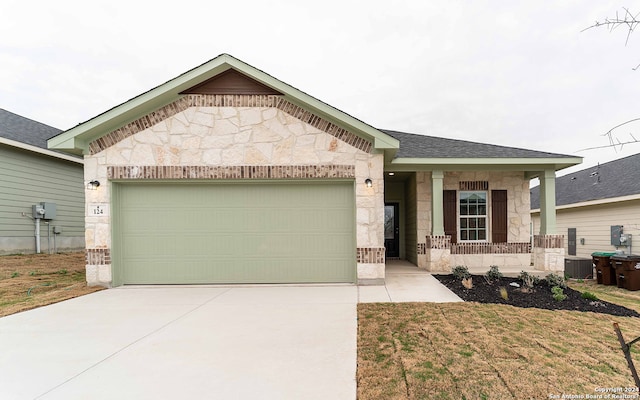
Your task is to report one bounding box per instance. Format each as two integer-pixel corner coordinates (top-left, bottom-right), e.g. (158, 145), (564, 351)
(434, 274), (640, 317)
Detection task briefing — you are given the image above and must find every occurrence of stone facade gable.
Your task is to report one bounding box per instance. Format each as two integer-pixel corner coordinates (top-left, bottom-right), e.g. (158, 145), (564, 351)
(89, 94), (372, 155)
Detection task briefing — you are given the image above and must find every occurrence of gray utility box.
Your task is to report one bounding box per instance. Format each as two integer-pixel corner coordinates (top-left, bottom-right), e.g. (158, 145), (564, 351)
(565, 256), (594, 279)
(612, 225), (624, 246)
(32, 202), (56, 220)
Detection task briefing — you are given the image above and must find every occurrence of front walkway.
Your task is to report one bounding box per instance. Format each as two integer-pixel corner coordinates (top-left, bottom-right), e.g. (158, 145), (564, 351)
(358, 260), (463, 303)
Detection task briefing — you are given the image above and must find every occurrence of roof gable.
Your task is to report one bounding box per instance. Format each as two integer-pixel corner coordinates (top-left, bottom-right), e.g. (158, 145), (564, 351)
(180, 68), (282, 95)
(48, 54), (398, 155)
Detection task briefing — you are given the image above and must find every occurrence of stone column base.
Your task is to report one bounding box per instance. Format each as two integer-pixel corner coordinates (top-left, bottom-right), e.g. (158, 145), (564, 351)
(86, 264), (112, 287)
(533, 235), (565, 272)
(425, 236), (452, 272)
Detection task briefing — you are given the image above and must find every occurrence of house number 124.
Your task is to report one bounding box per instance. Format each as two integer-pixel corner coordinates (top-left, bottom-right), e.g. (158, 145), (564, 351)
(89, 204), (109, 216)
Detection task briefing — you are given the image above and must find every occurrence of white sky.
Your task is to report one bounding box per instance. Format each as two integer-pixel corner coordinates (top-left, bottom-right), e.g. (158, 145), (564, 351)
(1, 1), (638, 176)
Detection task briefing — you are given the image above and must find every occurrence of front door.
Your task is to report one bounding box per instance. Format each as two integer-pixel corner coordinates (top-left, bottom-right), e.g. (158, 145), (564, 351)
(384, 203), (400, 258)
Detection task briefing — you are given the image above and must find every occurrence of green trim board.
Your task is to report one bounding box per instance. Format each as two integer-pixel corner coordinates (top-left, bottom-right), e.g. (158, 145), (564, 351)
(111, 180), (356, 285)
(387, 157), (583, 175)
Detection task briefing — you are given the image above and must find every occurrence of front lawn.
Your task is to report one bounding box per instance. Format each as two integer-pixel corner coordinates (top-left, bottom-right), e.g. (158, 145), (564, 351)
(0, 252), (103, 317)
(358, 282), (640, 399)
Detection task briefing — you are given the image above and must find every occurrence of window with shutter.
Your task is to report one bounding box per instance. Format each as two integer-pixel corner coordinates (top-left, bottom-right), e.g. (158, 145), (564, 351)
(443, 189), (509, 244)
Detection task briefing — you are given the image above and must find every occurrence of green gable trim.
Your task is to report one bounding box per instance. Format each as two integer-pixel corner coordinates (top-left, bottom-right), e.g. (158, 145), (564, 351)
(48, 54), (398, 155)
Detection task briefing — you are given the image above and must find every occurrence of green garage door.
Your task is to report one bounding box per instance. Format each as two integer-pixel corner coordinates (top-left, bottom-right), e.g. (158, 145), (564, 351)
(112, 181), (355, 285)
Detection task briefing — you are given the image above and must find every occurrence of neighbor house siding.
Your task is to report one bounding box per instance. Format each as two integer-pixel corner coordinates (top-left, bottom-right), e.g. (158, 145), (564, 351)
(0, 145), (85, 254)
(532, 199), (640, 258)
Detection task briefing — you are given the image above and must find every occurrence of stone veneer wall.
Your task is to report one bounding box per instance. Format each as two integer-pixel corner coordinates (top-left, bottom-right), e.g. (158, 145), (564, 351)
(84, 95), (385, 286)
(404, 174), (418, 265)
(415, 172), (431, 268)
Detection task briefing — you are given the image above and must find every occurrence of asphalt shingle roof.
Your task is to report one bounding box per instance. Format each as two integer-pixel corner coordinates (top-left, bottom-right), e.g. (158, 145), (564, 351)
(382, 129), (574, 159)
(530, 152), (640, 208)
(0, 108), (62, 149)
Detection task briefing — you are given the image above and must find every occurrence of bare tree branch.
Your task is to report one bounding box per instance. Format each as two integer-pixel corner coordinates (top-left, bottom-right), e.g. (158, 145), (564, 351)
(580, 9), (640, 152)
(583, 7), (640, 70)
(578, 118), (640, 152)
(582, 7), (640, 46)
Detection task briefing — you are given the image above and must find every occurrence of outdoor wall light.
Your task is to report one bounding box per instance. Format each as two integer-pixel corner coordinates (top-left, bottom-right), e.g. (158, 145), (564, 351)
(87, 180), (101, 190)
(365, 178), (373, 188)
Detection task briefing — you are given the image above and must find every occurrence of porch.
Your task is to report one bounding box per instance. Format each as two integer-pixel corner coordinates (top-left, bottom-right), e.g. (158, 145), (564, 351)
(384, 170), (565, 274)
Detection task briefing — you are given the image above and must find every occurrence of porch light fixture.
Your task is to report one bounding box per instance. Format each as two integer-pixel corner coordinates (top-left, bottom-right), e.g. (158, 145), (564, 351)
(388, 172), (395, 176)
(365, 178), (373, 188)
(87, 180), (100, 190)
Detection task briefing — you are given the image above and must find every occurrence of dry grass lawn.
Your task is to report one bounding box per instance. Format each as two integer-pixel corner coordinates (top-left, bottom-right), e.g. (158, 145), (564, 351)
(358, 281), (640, 399)
(0, 252), (104, 317)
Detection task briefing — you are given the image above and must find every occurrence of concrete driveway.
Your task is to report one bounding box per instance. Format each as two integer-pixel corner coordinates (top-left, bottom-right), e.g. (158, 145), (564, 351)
(0, 286), (357, 400)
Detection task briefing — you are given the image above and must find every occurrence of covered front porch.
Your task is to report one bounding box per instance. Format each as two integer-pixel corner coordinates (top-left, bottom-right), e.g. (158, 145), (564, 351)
(382, 168), (567, 274)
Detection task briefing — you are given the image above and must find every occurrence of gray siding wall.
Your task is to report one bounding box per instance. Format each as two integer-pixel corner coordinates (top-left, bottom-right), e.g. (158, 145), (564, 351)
(531, 199), (640, 258)
(0, 145), (85, 254)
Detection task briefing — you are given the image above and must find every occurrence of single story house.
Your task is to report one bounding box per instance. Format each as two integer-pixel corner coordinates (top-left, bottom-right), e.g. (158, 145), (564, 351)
(531, 152), (640, 258)
(47, 54), (581, 287)
(0, 109), (85, 254)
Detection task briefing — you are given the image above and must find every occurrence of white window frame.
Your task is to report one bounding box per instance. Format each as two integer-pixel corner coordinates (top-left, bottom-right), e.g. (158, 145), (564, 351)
(458, 191), (488, 242)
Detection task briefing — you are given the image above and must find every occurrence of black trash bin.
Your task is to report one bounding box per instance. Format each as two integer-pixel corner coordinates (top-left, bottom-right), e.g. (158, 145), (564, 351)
(592, 251), (618, 285)
(611, 255), (640, 291)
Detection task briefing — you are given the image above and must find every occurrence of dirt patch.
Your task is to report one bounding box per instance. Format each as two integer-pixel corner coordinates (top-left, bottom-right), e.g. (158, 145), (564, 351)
(0, 252), (104, 317)
(434, 274), (640, 317)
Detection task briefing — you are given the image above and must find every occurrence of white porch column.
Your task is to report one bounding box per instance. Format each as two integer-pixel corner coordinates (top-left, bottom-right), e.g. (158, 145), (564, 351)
(431, 170), (444, 236)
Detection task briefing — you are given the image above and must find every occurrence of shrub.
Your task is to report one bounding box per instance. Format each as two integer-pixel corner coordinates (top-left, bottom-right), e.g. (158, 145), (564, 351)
(545, 273), (567, 289)
(581, 291), (598, 301)
(499, 286), (509, 301)
(485, 266), (503, 283)
(551, 286), (567, 301)
(452, 265), (471, 280)
(518, 271), (540, 289)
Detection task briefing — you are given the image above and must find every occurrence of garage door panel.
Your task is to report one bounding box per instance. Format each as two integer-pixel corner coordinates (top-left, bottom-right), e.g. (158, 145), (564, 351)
(114, 182), (355, 284)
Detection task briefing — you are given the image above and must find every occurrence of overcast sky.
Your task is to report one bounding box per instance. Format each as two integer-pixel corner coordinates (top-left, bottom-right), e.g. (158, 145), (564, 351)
(1, 1), (638, 176)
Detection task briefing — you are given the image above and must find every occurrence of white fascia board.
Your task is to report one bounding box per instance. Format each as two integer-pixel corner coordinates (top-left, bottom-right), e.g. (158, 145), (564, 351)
(1, 137), (83, 164)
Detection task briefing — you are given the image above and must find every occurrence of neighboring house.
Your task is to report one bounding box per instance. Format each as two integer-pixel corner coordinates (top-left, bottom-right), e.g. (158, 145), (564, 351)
(0, 109), (85, 254)
(531, 153), (640, 258)
(47, 54), (581, 287)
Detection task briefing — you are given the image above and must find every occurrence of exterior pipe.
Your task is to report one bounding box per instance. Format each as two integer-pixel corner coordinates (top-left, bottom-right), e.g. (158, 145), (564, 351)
(47, 222), (51, 254)
(35, 218), (41, 254)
